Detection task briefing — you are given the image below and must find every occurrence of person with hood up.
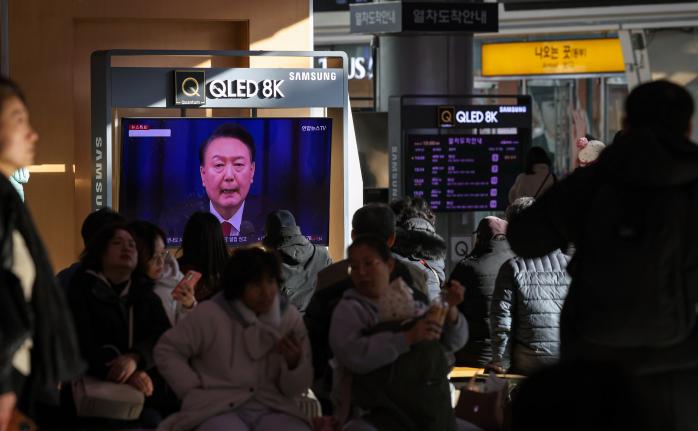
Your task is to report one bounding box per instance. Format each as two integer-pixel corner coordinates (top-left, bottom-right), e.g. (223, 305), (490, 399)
(449, 216), (514, 367)
(390, 197), (447, 301)
(263, 210), (332, 314)
(506, 81), (698, 430)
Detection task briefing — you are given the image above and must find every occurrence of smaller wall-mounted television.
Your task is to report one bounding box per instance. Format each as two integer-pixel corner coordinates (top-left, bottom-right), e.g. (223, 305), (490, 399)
(119, 117), (333, 246)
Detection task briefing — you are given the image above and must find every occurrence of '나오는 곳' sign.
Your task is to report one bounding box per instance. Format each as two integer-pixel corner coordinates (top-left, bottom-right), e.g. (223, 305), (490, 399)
(482, 38), (625, 76)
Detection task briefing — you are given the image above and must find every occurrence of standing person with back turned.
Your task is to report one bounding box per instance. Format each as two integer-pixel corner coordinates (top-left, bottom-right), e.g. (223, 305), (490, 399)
(449, 216), (513, 367)
(506, 81), (698, 431)
(0, 76), (83, 431)
(508, 146), (555, 204)
(262, 209), (332, 314)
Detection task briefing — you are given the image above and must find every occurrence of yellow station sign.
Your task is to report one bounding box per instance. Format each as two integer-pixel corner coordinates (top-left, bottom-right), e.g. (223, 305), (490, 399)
(482, 38), (625, 76)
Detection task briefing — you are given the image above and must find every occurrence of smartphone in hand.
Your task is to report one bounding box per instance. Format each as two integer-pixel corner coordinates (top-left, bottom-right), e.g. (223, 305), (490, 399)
(172, 270), (201, 298)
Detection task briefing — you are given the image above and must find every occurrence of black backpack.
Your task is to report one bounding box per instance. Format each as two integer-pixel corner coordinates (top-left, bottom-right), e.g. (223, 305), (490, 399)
(572, 177), (698, 348)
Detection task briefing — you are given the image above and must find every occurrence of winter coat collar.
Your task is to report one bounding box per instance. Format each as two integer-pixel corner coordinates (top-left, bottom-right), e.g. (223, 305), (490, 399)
(392, 219), (447, 261)
(342, 287), (380, 313)
(84, 270), (131, 298)
(470, 238), (512, 259)
(161, 252), (182, 281)
(212, 292), (289, 360)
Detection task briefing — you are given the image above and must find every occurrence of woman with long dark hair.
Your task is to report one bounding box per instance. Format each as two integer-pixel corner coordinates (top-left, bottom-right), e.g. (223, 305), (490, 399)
(129, 220), (195, 326)
(508, 146), (555, 203)
(0, 76), (83, 429)
(177, 211), (229, 302)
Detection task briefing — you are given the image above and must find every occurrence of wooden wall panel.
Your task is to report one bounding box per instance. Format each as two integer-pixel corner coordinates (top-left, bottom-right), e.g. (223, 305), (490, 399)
(9, 0), (312, 270)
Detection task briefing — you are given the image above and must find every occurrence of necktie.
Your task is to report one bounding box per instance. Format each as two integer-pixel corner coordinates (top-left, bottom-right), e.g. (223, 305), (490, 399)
(221, 221), (233, 237)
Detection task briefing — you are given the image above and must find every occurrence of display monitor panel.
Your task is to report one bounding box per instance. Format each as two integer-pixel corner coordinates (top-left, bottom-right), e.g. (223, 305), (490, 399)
(404, 133), (523, 211)
(119, 117), (332, 246)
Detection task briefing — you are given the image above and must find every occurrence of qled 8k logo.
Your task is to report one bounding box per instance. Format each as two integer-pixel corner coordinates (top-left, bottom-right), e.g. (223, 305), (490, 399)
(455, 110), (498, 124)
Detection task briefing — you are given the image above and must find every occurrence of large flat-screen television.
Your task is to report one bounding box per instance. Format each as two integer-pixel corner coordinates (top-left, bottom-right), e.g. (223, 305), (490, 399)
(119, 117), (332, 247)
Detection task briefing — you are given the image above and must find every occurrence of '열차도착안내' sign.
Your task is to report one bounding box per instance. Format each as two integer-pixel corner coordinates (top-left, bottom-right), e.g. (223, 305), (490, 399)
(482, 38), (625, 76)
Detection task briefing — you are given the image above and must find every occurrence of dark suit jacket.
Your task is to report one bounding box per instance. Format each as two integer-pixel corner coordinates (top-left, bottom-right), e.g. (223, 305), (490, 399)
(159, 196), (266, 244)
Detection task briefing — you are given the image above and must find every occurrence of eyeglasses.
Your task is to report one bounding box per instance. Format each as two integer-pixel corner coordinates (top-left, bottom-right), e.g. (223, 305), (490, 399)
(149, 250), (169, 264)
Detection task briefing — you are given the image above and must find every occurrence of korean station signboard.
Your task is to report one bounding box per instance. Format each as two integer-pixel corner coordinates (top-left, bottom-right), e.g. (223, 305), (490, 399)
(350, 2), (498, 34)
(482, 38), (625, 76)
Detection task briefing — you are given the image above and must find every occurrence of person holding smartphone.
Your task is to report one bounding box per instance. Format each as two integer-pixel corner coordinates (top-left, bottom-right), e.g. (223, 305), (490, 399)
(154, 247), (313, 431)
(129, 220), (198, 326)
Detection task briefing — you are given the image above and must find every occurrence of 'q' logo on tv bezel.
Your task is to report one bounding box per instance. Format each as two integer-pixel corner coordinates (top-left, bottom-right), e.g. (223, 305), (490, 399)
(438, 106), (455, 128)
(174, 70), (206, 106)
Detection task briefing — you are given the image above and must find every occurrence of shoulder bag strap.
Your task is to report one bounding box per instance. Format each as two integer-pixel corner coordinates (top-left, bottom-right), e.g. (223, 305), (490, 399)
(419, 258), (442, 287)
(533, 172), (552, 198)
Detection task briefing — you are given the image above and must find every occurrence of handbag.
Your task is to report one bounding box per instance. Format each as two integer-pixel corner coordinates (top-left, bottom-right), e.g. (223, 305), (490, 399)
(455, 374), (508, 431)
(72, 307), (145, 420)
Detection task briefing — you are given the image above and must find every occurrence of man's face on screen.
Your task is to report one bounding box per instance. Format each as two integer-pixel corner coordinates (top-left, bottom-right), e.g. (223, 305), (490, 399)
(200, 137), (255, 219)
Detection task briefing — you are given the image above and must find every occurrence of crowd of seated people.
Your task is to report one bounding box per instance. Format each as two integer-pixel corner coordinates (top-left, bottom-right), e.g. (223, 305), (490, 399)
(31, 200), (478, 430)
(2, 76), (697, 431)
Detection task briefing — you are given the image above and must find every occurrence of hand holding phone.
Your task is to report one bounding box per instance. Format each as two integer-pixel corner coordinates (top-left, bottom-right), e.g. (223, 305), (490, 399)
(172, 270), (201, 309)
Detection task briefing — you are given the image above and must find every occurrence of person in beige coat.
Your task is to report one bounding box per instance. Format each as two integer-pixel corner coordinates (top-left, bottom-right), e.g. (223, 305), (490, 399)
(154, 248), (313, 431)
(508, 146), (556, 204)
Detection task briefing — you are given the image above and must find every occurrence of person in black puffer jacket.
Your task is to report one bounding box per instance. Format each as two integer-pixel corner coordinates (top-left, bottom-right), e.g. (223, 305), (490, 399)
(391, 197), (447, 301)
(450, 216), (514, 367)
(263, 210), (332, 314)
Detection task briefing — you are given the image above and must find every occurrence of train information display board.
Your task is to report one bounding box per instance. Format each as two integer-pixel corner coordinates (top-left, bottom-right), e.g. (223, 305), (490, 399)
(390, 96), (532, 212)
(405, 134), (522, 211)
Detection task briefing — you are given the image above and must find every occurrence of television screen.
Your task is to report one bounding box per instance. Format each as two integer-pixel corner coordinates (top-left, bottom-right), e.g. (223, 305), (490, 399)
(119, 117), (332, 246)
(404, 134), (523, 211)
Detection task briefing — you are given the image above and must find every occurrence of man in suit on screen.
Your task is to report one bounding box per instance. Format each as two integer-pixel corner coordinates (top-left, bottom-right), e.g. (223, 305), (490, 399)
(199, 123), (261, 239)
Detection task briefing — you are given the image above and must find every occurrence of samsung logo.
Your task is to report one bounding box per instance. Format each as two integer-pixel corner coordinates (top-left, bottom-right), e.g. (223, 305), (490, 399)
(288, 71), (337, 81)
(499, 106), (527, 113)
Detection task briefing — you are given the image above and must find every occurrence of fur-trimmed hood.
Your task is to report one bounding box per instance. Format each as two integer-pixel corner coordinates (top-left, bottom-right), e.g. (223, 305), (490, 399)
(392, 218), (447, 261)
